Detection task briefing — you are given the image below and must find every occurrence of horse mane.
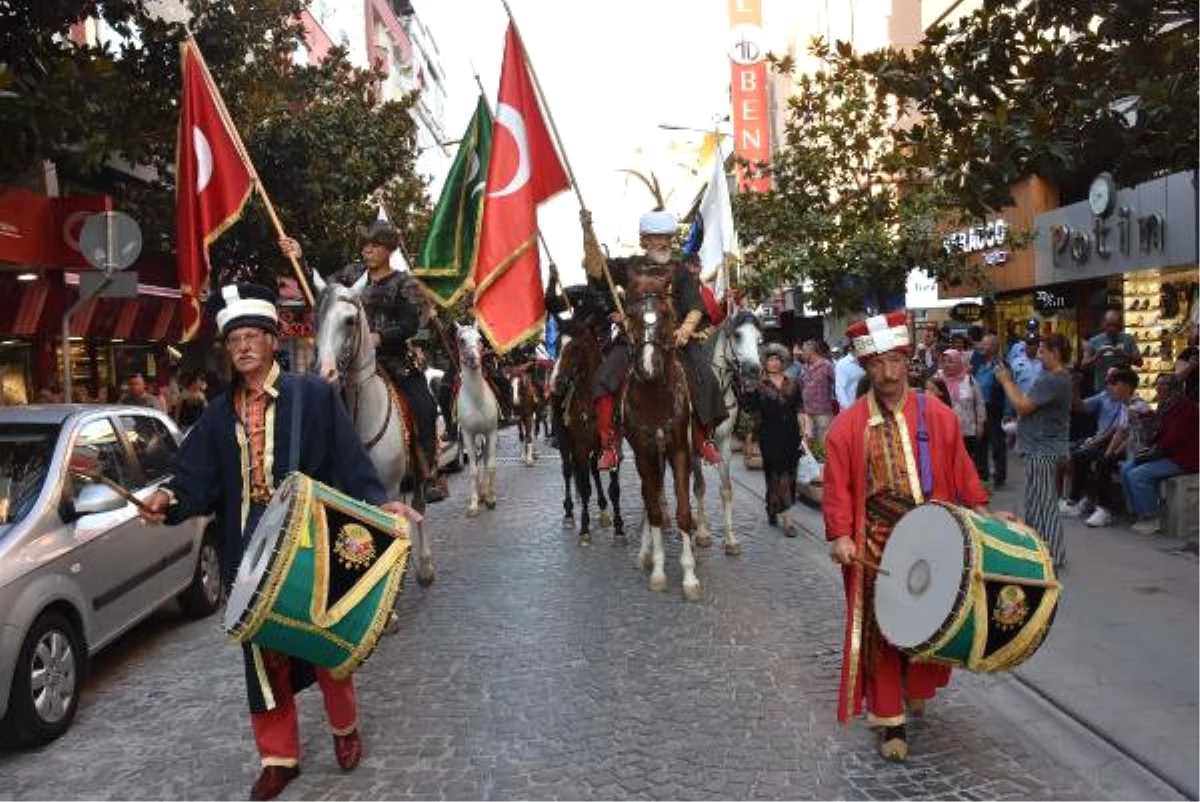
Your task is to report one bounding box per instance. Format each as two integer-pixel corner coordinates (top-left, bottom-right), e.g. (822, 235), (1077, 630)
(723, 310), (759, 333)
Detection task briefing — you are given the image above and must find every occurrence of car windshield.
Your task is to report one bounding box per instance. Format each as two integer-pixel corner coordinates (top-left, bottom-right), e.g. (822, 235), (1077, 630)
(0, 423), (60, 526)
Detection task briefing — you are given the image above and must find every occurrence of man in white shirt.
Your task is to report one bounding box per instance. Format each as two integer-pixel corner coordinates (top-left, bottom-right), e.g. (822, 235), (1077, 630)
(834, 340), (866, 410)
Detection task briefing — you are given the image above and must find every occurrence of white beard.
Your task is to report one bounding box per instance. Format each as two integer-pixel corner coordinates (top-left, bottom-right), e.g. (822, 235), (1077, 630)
(645, 247), (671, 265)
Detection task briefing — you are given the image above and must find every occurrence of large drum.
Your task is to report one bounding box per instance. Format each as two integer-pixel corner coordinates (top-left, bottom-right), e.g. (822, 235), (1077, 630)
(224, 472), (411, 679)
(874, 502), (1060, 673)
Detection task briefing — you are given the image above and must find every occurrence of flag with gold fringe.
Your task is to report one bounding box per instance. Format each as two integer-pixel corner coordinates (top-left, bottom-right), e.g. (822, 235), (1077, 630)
(413, 96), (493, 308)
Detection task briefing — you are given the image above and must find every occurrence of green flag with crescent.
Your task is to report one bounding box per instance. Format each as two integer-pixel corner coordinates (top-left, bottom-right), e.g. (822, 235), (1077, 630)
(413, 96), (492, 308)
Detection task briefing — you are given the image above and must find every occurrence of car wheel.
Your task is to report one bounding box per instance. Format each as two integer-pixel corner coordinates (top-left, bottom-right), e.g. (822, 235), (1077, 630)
(1, 611), (84, 746)
(178, 531), (223, 618)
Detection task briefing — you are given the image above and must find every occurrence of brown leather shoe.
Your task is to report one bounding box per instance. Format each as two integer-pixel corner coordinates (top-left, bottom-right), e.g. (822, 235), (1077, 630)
(333, 730), (363, 770)
(250, 765), (300, 801)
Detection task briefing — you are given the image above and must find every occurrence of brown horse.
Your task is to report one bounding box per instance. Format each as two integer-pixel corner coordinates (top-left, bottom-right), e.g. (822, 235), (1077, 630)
(553, 329), (624, 545)
(511, 367), (539, 465)
(622, 272), (700, 599)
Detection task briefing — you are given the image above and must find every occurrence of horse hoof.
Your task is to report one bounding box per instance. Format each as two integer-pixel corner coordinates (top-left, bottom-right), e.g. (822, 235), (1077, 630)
(383, 611), (401, 636)
(466, 506), (479, 518)
(682, 579), (702, 601)
(579, 531), (592, 546)
(724, 540), (742, 557)
(696, 530), (713, 548)
(417, 569), (436, 588)
(599, 510), (612, 528)
(485, 500), (496, 510)
(638, 553), (653, 571)
(650, 573), (668, 592)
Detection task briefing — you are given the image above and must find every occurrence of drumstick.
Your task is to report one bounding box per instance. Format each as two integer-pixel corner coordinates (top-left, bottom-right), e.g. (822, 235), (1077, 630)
(853, 555), (890, 576)
(70, 469), (155, 515)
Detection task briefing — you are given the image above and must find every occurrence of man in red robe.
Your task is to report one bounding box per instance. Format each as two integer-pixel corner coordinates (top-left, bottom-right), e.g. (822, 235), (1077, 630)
(823, 310), (992, 761)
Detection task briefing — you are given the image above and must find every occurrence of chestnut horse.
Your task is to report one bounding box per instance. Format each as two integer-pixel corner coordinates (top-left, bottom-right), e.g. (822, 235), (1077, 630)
(553, 329), (624, 545)
(622, 272), (700, 599)
(511, 368), (539, 466)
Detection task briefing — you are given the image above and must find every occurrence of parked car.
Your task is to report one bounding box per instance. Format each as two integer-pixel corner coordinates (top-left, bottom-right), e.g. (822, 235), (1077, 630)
(0, 405), (221, 746)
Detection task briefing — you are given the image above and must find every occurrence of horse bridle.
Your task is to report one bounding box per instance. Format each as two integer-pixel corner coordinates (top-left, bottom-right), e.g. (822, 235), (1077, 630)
(624, 292), (673, 378)
(328, 293), (393, 452)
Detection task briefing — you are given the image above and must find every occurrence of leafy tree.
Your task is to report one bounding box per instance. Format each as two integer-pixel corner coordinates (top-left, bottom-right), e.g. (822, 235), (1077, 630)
(734, 52), (983, 316)
(842, 0), (1198, 215)
(0, 0), (430, 285)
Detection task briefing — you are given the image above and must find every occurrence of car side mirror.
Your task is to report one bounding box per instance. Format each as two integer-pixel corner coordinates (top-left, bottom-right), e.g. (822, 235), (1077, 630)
(72, 483), (127, 517)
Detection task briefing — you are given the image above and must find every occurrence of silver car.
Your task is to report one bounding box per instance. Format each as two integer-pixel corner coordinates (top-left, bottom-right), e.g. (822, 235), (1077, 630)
(0, 405), (221, 746)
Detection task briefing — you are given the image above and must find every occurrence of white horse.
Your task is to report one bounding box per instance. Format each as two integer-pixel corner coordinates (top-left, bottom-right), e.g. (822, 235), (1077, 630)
(454, 323), (500, 517)
(692, 310), (762, 556)
(312, 275), (435, 587)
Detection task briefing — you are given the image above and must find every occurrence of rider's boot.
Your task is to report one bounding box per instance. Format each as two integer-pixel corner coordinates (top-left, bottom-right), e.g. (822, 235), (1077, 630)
(693, 420), (721, 466)
(595, 394), (621, 471)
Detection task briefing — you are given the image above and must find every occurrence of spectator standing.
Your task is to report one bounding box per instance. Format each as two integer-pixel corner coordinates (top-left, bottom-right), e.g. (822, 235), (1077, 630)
(996, 333), (1073, 569)
(1081, 308), (1142, 390)
(119, 373), (161, 409)
(1010, 334), (1044, 395)
(1121, 374), (1199, 535)
(175, 371), (209, 431)
(1174, 328), (1198, 403)
(784, 342), (805, 381)
(913, 322), (940, 378)
(741, 343), (803, 533)
(924, 376), (951, 407)
(971, 334), (1007, 486)
(937, 349), (987, 475)
(799, 339), (836, 449)
(834, 340), (866, 411)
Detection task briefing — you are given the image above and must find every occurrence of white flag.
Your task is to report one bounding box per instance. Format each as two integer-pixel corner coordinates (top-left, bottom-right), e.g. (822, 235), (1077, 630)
(697, 148), (736, 296)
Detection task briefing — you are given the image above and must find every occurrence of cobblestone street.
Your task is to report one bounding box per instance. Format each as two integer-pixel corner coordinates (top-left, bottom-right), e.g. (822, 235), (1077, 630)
(1, 430), (1119, 800)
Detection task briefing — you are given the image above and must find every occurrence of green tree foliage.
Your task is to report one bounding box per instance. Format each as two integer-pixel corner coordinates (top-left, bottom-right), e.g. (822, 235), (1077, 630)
(0, 0), (429, 285)
(734, 51), (983, 315)
(843, 0), (1198, 215)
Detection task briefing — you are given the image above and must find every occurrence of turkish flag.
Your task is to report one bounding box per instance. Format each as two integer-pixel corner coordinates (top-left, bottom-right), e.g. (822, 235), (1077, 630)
(175, 39), (254, 340)
(473, 24), (569, 353)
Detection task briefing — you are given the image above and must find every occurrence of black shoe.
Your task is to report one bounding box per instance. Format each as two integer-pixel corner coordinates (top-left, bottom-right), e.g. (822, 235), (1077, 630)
(767, 513), (778, 527)
(423, 481), (447, 503)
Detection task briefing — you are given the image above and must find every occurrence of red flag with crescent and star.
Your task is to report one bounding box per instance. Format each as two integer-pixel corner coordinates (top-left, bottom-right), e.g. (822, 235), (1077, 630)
(175, 38), (255, 341)
(472, 24), (570, 353)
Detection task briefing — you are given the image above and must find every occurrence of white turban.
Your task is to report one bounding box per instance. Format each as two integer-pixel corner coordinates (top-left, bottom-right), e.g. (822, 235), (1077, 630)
(638, 210), (677, 235)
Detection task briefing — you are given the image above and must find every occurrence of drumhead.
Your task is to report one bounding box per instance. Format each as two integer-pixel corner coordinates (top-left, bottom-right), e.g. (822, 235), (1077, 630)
(223, 477), (296, 632)
(874, 504), (968, 649)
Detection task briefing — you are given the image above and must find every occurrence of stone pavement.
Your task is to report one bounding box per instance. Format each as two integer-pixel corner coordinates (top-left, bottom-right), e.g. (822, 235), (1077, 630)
(772, 446), (1198, 800)
(0, 428), (1185, 800)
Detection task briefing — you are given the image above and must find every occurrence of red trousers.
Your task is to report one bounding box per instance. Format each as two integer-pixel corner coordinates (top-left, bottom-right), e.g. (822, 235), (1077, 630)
(250, 650), (357, 767)
(864, 635), (950, 725)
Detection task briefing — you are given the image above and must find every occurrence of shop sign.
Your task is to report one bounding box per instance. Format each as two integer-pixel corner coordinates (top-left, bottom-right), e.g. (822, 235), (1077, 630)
(1036, 170), (1196, 284)
(1033, 289), (1072, 315)
(950, 302), (984, 322)
(943, 220), (1009, 255)
(727, 0), (770, 192)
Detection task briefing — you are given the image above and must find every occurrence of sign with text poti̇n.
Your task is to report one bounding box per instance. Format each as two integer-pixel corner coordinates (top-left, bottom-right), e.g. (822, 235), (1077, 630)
(727, 0), (770, 192)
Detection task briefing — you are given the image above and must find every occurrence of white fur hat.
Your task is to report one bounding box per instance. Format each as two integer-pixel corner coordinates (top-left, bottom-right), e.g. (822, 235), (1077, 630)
(638, 210), (677, 235)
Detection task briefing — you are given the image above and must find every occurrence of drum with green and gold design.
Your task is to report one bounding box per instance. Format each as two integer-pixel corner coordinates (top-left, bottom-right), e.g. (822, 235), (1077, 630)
(224, 473), (411, 679)
(874, 501), (1060, 672)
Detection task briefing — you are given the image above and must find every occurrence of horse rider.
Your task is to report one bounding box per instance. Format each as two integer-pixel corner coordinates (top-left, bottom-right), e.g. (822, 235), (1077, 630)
(279, 220), (445, 502)
(544, 262), (613, 442)
(581, 207), (727, 471)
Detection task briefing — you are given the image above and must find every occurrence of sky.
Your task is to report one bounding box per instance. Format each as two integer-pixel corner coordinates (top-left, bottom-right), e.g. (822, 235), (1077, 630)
(413, 0), (733, 288)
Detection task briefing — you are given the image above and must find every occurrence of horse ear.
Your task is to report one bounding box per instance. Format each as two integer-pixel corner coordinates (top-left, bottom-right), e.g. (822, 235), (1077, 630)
(311, 269), (327, 295)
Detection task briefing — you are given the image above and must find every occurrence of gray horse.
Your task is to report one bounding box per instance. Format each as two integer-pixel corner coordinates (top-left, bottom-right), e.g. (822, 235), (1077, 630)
(312, 275), (435, 587)
(693, 310), (762, 555)
(454, 323), (500, 517)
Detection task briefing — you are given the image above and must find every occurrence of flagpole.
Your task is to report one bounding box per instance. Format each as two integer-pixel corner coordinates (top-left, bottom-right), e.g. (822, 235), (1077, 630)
(185, 35), (315, 308)
(471, 64), (572, 312)
(494, 1), (623, 316)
